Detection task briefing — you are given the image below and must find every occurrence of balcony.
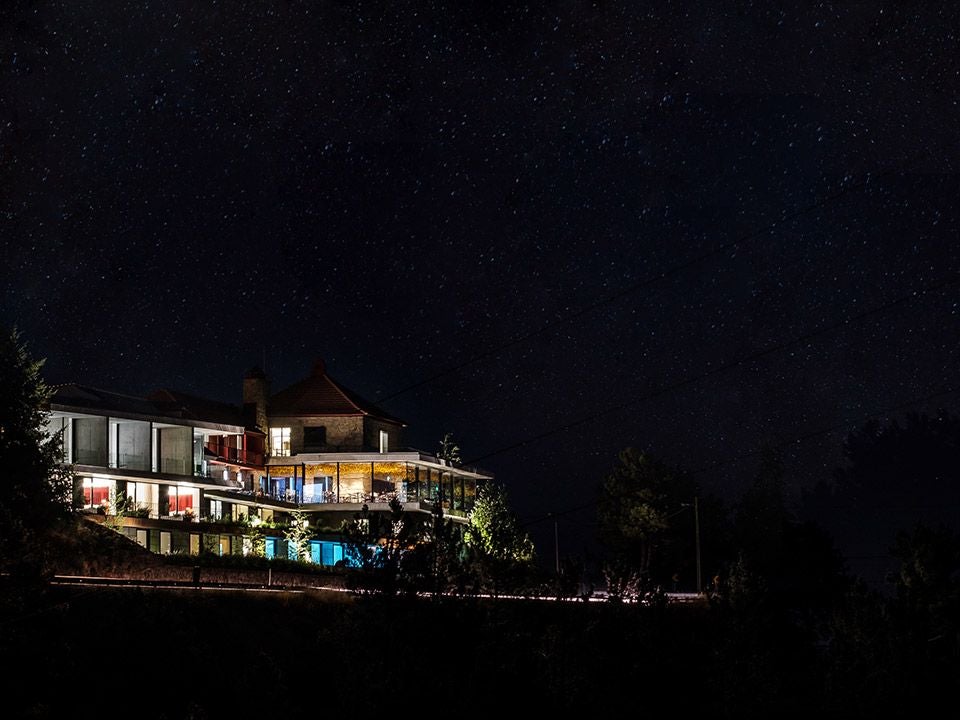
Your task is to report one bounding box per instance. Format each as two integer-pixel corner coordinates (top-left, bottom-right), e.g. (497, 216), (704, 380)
(204, 442), (264, 467)
(215, 487), (474, 517)
(108, 452), (151, 472)
(73, 449), (107, 467)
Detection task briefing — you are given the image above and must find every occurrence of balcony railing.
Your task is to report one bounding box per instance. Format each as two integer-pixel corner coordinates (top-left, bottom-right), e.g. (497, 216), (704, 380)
(108, 452), (151, 471)
(204, 443), (265, 467)
(216, 488), (474, 514)
(73, 449), (107, 466)
(159, 457), (190, 475)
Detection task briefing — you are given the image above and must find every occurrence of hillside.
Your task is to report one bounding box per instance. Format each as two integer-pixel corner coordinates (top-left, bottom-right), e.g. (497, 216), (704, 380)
(39, 516), (346, 589)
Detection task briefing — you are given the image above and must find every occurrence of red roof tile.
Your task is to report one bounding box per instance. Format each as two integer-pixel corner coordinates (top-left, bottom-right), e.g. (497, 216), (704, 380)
(268, 358), (405, 425)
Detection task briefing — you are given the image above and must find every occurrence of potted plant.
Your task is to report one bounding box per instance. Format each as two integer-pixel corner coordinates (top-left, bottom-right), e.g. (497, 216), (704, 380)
(438, 432), (461, 466)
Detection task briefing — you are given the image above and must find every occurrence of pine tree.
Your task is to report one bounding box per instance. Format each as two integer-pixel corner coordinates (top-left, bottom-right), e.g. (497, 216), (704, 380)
(596, 447), (695, 583)
(0, 326), (74, 576)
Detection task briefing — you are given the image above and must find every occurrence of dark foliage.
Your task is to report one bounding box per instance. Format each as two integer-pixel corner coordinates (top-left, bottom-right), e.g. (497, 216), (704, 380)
(0, 326), (73, 579)
(803, 410), (960, 589)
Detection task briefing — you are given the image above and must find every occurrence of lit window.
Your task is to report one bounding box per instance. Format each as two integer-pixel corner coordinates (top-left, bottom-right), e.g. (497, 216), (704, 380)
(379, 430), (389, 453)
(81, 477), (113, 510)
(271, 427), (291, 457)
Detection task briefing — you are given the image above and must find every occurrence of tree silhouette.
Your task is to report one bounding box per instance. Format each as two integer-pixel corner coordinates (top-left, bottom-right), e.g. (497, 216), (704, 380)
(803, 410), (960, 589)
(596, 447), (695, 585)
(0, 325), (74, 577)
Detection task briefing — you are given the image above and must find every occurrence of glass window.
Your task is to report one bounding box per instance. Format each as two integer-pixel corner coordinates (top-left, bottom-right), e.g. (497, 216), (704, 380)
(303, 426), (326, 450)
(167, 486), (198, 515)
(305, 476), (333, 503)
(81, 478), (114, 510)
(271, 427), (291, 457)
(379, 430), (389, 453)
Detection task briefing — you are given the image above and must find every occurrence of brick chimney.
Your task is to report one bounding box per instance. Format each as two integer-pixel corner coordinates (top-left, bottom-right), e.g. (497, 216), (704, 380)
(242, 365), (269, 432)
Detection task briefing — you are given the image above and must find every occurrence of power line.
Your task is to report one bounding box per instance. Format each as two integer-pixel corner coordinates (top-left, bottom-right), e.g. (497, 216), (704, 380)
(375, 171), (892, 404)
(466, 272), (958, 467)
(517, 383), (960, 529)
(685, 385), (960, 478)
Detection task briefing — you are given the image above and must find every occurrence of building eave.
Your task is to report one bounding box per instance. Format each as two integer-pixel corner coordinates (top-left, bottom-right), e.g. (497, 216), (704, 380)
(50, 404), (245, 434)
(266, 451), (493, 480)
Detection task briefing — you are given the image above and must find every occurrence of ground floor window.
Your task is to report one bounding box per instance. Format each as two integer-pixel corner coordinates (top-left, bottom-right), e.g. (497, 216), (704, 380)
(310, 540), (344, 567)
(203, 534), (219, 554)
(111, 526), (352, 566)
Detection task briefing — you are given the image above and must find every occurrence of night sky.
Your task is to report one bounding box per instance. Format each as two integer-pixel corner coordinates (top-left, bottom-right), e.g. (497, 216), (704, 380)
(2, 2), (958, 569)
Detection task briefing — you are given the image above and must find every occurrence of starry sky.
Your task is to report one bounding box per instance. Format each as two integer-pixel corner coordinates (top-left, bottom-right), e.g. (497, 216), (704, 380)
(2, 1), (958, 569)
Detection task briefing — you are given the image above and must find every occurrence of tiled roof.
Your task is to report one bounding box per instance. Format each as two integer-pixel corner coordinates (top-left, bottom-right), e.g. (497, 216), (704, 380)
(48, 383), (258, 430)
(146, 389), (254, 429)
(268, 358), (405, 425)
(47, 361), (403, 428)
(48, 384), (165, 417)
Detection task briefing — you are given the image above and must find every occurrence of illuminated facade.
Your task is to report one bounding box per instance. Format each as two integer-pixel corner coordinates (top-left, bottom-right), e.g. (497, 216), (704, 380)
(46, 359), (492, 563)
(250, 358), (485, 515)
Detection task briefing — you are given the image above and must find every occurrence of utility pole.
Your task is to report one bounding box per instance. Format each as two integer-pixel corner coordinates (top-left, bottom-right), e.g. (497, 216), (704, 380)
(552, 514), (560, 574)
(694, 495), (702, 594)
(677, 499), (703, 594)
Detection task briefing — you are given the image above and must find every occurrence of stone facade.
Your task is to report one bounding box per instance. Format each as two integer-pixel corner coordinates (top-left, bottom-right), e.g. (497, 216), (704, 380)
(364, 417), (402, 452)
(270, 414), (366, 454)
(268, 414), (402, 454)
